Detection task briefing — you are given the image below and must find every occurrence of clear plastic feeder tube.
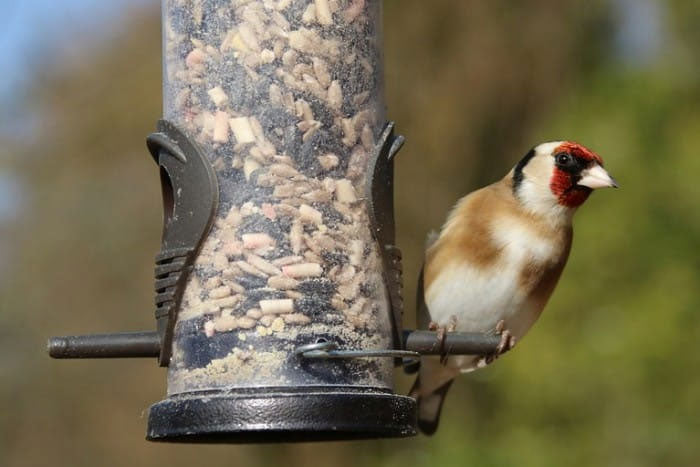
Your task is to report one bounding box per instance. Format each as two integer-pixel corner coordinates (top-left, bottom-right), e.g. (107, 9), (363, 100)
(162, 0), (393, 394)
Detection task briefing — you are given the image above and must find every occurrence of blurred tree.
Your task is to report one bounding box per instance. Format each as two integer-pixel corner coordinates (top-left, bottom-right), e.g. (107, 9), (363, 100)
(386, 0), (612, 325)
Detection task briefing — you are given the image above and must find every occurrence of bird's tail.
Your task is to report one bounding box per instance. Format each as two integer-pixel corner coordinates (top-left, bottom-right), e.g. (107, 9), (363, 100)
(410, 376), (455, 436)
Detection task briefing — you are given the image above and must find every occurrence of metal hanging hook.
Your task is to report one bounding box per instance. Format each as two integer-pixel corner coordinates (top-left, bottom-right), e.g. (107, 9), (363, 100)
(294, 330), (502, 362)
(295, 341), (421, 359)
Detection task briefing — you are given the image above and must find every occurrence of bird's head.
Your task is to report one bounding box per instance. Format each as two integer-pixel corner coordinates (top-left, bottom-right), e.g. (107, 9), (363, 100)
(512, 141), (617, 219)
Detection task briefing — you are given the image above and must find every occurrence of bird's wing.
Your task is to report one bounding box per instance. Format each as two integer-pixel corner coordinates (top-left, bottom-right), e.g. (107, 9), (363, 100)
(416, 263), (432, 330)
(416, 229), (441, 329)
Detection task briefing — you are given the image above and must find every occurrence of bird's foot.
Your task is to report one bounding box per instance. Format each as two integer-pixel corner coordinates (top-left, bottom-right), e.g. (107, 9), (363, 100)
(495, 319), (516, 353)
(447, 315), (458, 333)
(484, 320), (516, 365)
(429, 316), (458, 364)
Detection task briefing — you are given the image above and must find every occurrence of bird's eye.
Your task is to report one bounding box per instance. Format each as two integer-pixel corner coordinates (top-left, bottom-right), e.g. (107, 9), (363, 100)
(555, 153), (571, 165)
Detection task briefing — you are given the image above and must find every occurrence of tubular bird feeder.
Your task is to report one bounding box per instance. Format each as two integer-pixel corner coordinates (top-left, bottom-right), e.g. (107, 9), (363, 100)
(48, 0), (500, 442)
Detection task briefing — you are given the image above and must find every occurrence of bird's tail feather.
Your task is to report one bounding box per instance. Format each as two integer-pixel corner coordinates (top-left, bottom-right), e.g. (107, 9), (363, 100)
(411, 377), (454, 436)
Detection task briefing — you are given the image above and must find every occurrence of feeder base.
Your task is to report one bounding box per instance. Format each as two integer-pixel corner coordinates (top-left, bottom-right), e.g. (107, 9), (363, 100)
(146, 387), (417, 443)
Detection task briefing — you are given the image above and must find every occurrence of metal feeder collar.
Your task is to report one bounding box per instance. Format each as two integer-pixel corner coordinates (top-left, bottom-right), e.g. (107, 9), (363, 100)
(47, 0), (502, 443)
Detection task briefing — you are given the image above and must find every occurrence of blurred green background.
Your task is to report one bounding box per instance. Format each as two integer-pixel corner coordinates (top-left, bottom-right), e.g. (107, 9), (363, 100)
(1, 1), (699, 466)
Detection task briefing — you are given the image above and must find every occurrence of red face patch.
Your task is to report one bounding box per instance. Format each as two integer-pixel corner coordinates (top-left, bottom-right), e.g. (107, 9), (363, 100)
(550, 170), (592, 207)
(554, 142), (603, 165)
(550, 142), (601, 208)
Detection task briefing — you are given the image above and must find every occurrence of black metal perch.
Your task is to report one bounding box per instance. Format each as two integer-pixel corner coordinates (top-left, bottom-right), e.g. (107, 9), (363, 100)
(48, 330), (501, 360)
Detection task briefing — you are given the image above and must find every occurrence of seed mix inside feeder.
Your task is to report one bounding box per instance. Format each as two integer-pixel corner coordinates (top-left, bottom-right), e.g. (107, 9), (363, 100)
(47, 0), (501, 443)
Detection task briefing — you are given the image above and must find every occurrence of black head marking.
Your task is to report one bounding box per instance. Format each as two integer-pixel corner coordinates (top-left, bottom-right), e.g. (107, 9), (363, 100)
(512, 147), (536, 195)
(555, 151), (589, 175)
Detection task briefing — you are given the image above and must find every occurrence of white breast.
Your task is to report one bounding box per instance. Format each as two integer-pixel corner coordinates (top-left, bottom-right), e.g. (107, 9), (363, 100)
(425, 216), (558, 339)
(491, 217), (557, 265)
(426, 262), (524, 333)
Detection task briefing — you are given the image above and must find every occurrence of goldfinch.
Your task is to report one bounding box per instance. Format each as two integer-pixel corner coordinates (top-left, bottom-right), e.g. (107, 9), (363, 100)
(411, 141), (617, 435)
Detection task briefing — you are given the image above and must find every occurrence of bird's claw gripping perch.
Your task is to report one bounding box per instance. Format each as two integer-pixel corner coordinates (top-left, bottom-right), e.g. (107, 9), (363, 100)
(481, 319), (516, 366)
(428, 316), (458, 364)
(494, 319), (516, 354)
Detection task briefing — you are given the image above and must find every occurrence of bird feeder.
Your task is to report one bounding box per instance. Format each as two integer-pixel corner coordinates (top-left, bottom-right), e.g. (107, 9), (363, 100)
(48, 0), (500, 442)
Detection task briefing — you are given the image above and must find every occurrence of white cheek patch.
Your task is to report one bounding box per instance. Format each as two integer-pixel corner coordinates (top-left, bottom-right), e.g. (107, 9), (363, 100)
(519, 178), (555, 207)
(519, 153), (574, 224)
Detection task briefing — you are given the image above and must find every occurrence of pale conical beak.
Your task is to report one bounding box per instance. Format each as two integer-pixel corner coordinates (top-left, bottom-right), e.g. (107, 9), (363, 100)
(577, 164), (618, 189)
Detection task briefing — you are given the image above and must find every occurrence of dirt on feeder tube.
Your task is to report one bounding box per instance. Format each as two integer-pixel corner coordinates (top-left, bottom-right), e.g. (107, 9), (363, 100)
(162, 0), (393, 394)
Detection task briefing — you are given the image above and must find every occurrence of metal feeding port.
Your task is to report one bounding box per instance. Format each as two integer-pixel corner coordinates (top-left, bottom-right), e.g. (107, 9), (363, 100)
(47, 0), (501, 443)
